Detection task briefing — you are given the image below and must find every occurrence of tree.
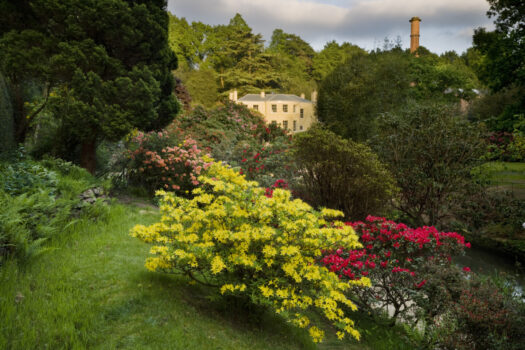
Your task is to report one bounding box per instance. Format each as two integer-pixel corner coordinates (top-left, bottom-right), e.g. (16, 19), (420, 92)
(316, 49), (411, 141)
(472, 0), (525, 132)
(267, 29), (317, 96)
(204, 14), (279, 94)
(0, 0), (179, 173)
(311, 41), (365, 83)
(473, 0), (525, 91)
(372, 103), (485, 227)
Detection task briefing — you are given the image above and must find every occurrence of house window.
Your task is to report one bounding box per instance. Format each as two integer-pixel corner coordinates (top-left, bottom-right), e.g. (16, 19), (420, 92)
(283, 121), (288, 130)
(293, 120), (297, 131)
(293, 105), (296, 113)
(272, 104), (277, 112)
(253, 105), (258, 111)
(300, 108), (304, 118)
(299, 125), (303, 130)
(283, 104), (288, 112)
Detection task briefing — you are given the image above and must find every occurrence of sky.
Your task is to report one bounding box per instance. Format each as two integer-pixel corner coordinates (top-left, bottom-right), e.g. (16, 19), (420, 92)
(167, 0), (495, 54)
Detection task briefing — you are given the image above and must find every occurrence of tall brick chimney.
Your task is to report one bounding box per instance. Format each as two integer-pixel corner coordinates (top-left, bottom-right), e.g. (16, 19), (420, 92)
(409, 17), (421, 54)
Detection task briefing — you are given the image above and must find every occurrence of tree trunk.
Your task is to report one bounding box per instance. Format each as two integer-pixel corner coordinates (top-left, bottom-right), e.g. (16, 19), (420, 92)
(80, 139), (97, 174)
(13, 83), (28, 144)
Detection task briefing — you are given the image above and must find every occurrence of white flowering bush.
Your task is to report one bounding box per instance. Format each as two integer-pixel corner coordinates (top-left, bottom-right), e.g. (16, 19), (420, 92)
(131, 162), (369, 342)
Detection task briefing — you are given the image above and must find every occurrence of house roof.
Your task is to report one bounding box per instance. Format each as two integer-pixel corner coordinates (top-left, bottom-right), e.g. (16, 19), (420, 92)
(238, 93), (311, 103)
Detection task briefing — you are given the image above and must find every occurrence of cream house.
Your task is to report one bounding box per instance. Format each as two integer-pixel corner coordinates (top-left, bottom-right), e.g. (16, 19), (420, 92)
(230, 91), (317, 133)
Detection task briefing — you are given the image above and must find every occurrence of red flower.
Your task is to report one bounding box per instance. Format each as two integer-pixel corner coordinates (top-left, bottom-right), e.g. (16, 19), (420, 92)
(415, 280), (427, 288)
(463, 267), (471, 272)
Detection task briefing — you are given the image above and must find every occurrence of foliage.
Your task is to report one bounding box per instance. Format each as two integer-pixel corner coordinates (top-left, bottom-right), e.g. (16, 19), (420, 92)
(454, 186), (525, 242)
(469, 86), (525, 133)
(373, 103), (485, 227)
(321, 216), (470, 326)
(0, 0), (179, 172)
(131, 162), (370, 343)
(429, 275), (525, 350)
(312, 41), (366, 84)
(182, 68), (219, 107)
(0, 151), (58, 196)
(317, 48), (480, 141)
(173, 102), (295, 188)
(123, 129), (213, 195)
(0, 155), (106, 264)
(292, 125), (397, 220)
(483, 130), (525, 161)
(473, 0), (525, 92)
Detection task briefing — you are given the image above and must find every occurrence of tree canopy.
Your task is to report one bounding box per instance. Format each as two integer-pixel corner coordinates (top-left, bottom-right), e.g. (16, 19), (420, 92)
(0, 0), (179, 172)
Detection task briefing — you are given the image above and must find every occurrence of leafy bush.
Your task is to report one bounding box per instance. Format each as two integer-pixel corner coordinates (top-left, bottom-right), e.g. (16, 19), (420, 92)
(373, 103), (485, 227)
(131, 162), (370, 343)
(292, 125), (397, 220)
(431, 275), (525, 350)
(0, 152), (58, 196)
(484, 131), (525, 162)
(321, 216), (470, 325)
(123, 130), (213, 195)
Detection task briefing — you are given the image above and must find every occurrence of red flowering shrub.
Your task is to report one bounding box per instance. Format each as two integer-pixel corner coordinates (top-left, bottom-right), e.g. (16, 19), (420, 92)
(125, 130), (212, 194)
(321, 216), (470, 324)
(237, 140), (295, 188)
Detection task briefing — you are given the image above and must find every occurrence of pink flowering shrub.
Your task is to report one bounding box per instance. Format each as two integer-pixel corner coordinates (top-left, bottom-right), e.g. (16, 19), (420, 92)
(125, 130), (212, 194)
(321, 216), (471, 325)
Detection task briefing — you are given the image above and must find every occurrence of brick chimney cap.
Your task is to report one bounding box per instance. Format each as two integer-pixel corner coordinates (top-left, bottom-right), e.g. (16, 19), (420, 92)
(409, 16), (421, 22)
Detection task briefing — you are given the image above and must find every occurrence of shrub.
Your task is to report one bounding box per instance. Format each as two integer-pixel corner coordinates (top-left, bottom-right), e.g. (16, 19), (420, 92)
(171, 103), (296, 188)
(292, 125), (397, 219)
(321, 216), (470, 325)
(373, 103), (485, 227)
(131, 162), (370, 343)
(433, 276), (525, 350)
(0, 151), (58, 196)
(124, 130), (212, 194)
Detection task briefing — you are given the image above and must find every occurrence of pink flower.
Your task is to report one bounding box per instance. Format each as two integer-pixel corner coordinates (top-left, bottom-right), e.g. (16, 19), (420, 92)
(462, 267), (471, 272)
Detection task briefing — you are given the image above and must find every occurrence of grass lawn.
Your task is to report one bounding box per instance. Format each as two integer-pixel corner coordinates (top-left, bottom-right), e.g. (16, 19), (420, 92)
(476, 161), (525, 199)
(0, 201), (416, 350)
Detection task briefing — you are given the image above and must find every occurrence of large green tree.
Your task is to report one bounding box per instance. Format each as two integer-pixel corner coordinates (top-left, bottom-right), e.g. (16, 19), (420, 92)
(473, 0), (525, 91)
(316, 49), (411, 141)
(471, 0), (524, 131)
(0, 0), (179, 172)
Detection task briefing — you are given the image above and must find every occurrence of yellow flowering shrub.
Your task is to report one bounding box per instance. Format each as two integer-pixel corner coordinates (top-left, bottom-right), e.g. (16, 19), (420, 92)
(131, 162), (369, 343)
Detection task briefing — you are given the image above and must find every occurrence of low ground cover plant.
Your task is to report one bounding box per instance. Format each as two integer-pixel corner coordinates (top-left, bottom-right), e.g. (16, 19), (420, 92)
(0, 153), (107, 264)
(132, 162), (370, 343)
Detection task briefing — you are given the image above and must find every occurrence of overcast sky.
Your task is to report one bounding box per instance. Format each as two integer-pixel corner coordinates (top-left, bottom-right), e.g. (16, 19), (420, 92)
(167, 0), (495, 54)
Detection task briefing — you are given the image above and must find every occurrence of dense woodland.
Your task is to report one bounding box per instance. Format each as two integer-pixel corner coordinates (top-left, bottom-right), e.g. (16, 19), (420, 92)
(1, 0), (525, 349)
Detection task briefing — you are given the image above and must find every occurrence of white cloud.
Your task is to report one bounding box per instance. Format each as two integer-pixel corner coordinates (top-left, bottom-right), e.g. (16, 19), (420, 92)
(167, 0), (494, 53)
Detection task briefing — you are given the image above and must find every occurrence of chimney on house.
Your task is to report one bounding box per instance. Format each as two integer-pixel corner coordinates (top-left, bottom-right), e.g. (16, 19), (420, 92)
(300, 93), (305, 99)
(311, 90), (318, 104)
(260, 91), (265, 98)
(409, 17), (421, 54)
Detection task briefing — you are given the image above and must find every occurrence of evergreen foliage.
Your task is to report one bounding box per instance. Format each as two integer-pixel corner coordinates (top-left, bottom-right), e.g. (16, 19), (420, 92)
(0, 0), (179, 172)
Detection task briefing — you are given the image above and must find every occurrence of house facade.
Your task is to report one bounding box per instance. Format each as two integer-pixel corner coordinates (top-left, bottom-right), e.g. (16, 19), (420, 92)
(231, 91), (317, 133)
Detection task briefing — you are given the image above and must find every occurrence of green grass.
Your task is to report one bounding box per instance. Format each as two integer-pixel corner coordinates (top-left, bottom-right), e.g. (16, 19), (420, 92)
(0, 202), (417, 349)
(476, 161), (525, 199)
